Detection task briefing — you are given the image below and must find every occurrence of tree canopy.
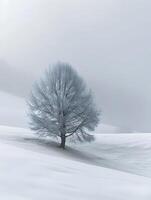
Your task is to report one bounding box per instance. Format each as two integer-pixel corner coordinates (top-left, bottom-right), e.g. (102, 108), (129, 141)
(28, 63), (100, 148)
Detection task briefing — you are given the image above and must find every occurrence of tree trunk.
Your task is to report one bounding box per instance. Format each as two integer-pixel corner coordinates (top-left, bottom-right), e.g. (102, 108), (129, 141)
(59, 114), (66, 149)
(60, 135), (66, 149)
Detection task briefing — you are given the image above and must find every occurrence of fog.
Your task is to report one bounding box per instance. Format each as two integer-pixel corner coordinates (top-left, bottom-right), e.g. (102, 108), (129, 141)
(0, 0), (151, 132)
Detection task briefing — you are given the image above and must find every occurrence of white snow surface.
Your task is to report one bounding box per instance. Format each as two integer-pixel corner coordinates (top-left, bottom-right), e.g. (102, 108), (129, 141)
(0, 126), (150, 200)
(93, 123), (120, 133)
(0, 92), (27, 127)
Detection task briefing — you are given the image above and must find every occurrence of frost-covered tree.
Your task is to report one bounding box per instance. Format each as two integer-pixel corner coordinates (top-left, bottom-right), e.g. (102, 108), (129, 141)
(28, 63), (100, 148)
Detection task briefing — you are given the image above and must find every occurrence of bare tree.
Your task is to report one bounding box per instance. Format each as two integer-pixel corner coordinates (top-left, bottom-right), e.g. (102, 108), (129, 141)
(28, 63), (100, 148)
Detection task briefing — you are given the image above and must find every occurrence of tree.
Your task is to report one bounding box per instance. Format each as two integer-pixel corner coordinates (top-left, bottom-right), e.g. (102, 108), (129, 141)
(28, 62), (100, 148)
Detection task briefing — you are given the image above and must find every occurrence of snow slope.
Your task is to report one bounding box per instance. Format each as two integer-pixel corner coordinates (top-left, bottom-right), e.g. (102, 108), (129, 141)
(0, 126), (150, 200)
(0, 92), (27, 127)
(79, 134), (151, 178)
(93, 123), (120, 133)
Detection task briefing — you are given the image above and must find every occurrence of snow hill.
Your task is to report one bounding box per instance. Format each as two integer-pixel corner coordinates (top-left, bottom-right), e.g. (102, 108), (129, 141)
(94, 123), (120, 133)
(0, 126), (150, 200)
(0, 91), (27, 127)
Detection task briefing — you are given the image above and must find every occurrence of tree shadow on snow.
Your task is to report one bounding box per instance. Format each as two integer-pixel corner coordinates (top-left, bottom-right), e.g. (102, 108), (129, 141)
(17, 136), (106, 167)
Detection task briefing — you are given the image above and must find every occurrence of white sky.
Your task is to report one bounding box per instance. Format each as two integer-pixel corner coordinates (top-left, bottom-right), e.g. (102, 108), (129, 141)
(0, 0), (151, 132)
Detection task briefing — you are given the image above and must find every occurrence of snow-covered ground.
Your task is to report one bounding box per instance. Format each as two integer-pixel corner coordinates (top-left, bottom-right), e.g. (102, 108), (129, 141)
(92, 123), (120, 133)
(0, 126), (150, 200)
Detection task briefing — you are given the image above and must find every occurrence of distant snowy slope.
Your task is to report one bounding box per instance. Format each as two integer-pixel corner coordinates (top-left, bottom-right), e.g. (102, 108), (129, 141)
(93, 123), (135, 133)
(93, 123), (120, 133)
(0, 92), (27, 127)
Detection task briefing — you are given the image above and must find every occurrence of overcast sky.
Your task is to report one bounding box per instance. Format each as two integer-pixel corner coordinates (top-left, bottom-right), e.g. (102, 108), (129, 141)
(0, 0), (151, 132)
